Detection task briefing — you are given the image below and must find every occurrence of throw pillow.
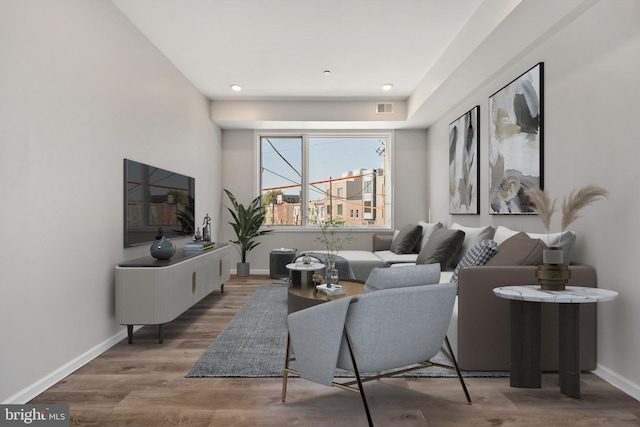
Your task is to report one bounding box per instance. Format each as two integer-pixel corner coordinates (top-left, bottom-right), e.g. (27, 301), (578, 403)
(492, 225), (519, 245)
(390, 224), (423, 254)
(451, 239), (498, 286)
(493, 225), (576, 264)
(485, 232), (548, 266)
(415, 221), (444, 251)
(416, 228), (466, 269)
(526, 230), (576, 265)
(450, 223), (496, 267)
(363, 263), (441, 293)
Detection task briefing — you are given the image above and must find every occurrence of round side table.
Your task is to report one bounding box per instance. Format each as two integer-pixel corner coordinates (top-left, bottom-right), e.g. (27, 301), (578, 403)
(493, 285), (618, 398)
(285, 262), (324, 287)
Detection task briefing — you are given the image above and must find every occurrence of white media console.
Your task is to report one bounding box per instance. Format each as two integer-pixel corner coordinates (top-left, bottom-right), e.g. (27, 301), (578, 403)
(115, 244), (230, 343)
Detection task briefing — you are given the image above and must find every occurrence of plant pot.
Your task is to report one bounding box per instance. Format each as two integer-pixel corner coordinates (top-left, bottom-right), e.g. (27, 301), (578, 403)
(237, 262), (250, 277)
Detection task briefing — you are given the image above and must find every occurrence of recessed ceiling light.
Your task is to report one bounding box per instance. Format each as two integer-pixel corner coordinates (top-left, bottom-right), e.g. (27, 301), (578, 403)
(381, 83), (394, 91)
(230, 84), (243, 91)
(323, 70), (331, 75)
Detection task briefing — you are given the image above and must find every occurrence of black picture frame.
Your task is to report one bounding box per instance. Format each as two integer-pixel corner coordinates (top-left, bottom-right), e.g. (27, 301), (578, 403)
(449, 105), (480, 214)
(488, 62), (544, 215)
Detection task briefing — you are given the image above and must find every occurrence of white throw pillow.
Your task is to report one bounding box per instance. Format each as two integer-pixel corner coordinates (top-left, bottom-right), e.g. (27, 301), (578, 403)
(493, 225), (519, 245)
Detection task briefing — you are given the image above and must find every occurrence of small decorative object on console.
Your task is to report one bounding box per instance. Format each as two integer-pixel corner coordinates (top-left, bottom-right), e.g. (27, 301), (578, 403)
(150, 227), (176, 260)
(202, 213), (212, 242)
(184, 241), (215, 251)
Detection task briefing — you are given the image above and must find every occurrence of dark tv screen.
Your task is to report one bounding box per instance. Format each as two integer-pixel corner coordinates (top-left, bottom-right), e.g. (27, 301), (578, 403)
(124, 159), (195, 247)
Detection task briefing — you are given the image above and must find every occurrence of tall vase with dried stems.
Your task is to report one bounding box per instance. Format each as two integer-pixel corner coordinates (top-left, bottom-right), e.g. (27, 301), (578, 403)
(525, 184), (608, 290)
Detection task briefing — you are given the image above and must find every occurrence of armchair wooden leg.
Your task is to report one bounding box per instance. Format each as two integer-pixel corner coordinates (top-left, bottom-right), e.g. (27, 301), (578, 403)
(445, 336), (472, 404)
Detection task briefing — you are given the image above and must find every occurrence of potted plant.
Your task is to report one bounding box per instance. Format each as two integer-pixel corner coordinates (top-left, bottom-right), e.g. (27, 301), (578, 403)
(312, 216), (355, 285)
(224, 189), (273, 276)
(525, 184), (608, 289)
(526, 184), (609, 252)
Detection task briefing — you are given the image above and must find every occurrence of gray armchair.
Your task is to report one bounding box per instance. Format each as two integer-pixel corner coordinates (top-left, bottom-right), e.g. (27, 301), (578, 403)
(282, 280), (471, 426)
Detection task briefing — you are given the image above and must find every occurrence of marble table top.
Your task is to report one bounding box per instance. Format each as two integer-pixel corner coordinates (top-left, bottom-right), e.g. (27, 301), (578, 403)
(286, 262), (325, 271)
(493, 285), (618, 303)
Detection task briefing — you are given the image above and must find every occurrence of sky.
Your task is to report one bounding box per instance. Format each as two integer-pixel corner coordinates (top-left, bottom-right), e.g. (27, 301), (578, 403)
(261, 136), (386, 196)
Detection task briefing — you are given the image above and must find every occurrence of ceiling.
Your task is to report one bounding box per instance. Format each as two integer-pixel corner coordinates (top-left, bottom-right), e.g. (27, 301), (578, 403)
(111, 0), (594, 129)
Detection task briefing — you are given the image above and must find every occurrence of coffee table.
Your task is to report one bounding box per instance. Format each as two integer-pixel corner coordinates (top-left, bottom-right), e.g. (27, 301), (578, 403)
(287, 279), (364, 314)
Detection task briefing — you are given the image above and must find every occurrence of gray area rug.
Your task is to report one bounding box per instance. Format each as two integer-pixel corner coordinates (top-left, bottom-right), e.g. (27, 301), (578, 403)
(186, 284), (507, 378)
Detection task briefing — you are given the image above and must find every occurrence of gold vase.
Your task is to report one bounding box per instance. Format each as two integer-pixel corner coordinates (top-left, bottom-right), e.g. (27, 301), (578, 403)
(536, 248), (570, 290)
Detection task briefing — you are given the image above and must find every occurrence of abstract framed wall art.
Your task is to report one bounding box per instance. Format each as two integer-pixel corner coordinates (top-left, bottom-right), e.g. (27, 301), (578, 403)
(449, 105), (480, 214)
(488, 62), (544, 215)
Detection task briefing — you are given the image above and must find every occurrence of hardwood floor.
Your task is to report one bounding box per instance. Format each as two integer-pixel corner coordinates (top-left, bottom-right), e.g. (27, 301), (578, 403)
(30, 275), (640, 426)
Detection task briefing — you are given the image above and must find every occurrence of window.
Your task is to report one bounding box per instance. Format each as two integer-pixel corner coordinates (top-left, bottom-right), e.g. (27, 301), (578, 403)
(260, 133), (391, 228)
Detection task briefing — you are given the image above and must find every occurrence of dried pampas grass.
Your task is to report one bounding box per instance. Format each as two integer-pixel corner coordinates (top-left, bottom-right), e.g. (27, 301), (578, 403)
(561, 185), (609, 232)
(525, 184), (609, 233)
(524, 187), (557, 233)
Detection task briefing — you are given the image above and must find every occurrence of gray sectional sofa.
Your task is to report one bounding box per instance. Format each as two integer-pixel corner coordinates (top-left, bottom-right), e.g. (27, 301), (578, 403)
(302, 221), (597, 372)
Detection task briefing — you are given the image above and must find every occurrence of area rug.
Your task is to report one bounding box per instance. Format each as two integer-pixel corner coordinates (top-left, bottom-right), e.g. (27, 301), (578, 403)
(186, 284), (508, 378)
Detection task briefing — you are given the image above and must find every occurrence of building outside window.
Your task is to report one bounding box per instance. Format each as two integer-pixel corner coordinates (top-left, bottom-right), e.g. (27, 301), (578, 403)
(260, 133), (391, 228)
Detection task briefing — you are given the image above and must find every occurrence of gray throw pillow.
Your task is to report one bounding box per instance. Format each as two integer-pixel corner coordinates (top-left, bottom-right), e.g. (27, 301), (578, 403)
(390, 224), (423, 254)
(451, 239), (498, 286)
(416, 228), (466, 269)
(364, 263), (441, 293)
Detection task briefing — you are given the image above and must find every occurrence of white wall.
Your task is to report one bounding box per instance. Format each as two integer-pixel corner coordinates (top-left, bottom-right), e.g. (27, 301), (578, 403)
(221, 128), (429, 272)
(0, 0), (221, 402)
(426, 0), (640, 399)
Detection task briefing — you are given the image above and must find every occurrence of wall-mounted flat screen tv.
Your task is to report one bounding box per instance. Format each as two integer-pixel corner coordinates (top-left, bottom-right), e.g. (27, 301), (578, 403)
(124, 159), (195, 247)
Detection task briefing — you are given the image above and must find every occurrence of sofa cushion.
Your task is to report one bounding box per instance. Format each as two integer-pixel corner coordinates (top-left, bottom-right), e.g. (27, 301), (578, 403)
(390, 224), (423, 254)
(374, 250), (418, 265)
(450, 223), (496, 268)
(416, 228), (466, 269)
(364, 263), (441, 292)
(493, 225), (576, 264)
(416, 221), (444, 251)
(485, 232), (547, 266)
(451, 239), (498, 286)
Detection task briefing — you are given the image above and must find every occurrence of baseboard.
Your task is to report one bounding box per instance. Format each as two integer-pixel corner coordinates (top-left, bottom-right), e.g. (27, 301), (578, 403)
(2, 327), (137, 404)
(594, 363), (640, 402)
(232, 268), (269, 275)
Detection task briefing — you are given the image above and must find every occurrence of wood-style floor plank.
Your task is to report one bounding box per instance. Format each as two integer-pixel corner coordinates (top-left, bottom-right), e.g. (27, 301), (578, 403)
(30, 275), (640, 426)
